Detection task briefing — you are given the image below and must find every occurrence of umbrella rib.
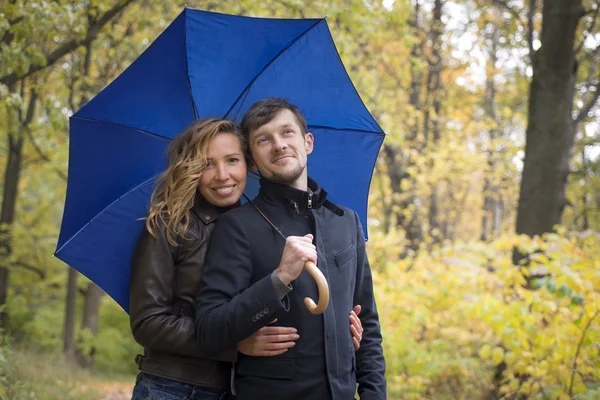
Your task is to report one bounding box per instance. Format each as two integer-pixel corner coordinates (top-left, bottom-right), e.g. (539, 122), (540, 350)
(70, 116), (172, 142)
(55, 173), (161, 255)
(308, 125), (386, 135)
(183, 8), (200, 119)
(224, 18), (325, 120)
(361, 132), (385, 243)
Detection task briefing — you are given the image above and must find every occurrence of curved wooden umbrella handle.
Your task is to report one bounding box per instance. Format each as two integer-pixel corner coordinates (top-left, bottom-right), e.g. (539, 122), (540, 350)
(303, 261), (330, 314)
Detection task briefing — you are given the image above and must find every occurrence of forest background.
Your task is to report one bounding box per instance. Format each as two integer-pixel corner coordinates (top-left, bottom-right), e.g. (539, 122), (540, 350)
(0, 0), (599, 399)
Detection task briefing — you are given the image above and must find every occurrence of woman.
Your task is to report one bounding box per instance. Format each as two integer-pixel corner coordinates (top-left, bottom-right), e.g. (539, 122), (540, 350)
(129, 119), (363, 400)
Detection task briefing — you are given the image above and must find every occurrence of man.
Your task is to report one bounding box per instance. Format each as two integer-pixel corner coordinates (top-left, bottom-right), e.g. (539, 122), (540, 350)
(195, 98), (386, 400)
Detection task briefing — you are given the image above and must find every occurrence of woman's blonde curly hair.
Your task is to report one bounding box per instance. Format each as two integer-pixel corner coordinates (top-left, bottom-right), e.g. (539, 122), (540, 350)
(146, 118), (245, 245)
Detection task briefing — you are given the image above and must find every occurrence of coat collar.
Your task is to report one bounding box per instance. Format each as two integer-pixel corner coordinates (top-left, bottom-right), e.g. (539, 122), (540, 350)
(192, 193), (239, 224)
(258, 176), (328, 213)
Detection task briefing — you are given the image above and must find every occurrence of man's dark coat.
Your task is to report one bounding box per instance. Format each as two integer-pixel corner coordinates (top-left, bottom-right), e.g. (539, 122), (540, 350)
(195, 178), (386, 400)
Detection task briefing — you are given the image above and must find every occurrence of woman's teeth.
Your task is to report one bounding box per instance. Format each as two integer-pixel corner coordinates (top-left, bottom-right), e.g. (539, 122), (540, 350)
(214, 186), (234, 195)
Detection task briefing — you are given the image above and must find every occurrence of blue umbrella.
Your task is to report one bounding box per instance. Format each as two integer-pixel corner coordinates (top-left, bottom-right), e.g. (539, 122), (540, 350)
(55, 8), (385, 312)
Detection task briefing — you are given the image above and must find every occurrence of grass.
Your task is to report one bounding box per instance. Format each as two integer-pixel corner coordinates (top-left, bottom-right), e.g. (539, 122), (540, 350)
(0, 343), (135, 400)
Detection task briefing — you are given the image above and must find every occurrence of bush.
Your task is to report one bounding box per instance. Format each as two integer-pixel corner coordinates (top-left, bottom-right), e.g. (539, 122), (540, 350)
(373, 230), (600, 399)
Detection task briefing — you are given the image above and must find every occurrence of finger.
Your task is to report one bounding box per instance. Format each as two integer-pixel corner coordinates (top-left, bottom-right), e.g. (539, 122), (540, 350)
(350, 311), (363, 334)
(262, 333), (300, 343)
(289, 235), (313, 244)
(300, 248), (318, 261)
(294, 243), (316, 257)
(349, 314), (361, 332)
(294, 242), (316, 253)
(259, 326), (298, 335)
(353, 305), (362, 316)
(263, 341), (296, 351)
(268, 318), (278, 324)
(350, 312), (363, 334)
(299, 250), (318, 263)
(352, 337), (360, 351)
(350, 324), (360, 341)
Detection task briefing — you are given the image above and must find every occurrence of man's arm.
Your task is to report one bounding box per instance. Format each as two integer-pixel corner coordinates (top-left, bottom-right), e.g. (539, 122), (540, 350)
(352, 212), (387, 399)
(195, 213), (288, 356)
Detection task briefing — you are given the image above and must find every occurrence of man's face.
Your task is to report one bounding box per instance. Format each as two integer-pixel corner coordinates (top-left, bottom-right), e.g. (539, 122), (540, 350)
(248, 109), (314, 190)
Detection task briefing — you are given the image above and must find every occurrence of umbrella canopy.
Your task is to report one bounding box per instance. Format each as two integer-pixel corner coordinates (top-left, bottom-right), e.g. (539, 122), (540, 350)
(55, 8), (385, 312)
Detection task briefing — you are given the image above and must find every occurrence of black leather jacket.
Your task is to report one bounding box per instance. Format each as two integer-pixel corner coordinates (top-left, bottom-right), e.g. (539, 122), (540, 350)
(129, 196), (235, 389)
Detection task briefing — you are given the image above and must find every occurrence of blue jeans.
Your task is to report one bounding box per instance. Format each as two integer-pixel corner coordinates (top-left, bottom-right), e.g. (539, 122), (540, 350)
(132, 373), (228, 400)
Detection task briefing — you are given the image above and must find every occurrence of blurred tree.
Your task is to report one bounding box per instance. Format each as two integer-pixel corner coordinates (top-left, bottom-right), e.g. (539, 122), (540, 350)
(515, 0), (600, 262)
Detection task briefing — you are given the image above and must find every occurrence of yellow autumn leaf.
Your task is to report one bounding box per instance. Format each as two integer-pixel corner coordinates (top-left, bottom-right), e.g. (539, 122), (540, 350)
(504, 351), (517, 366)
(479, 344), (492, 360)
(492, 347), (504, 365)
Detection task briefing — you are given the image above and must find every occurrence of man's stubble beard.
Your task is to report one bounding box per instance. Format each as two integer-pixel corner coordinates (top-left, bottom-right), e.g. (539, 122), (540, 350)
(269, 162), (306, 186)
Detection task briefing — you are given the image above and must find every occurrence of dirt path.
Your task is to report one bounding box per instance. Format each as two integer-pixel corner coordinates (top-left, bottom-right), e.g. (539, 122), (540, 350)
(88, 381), (133, 400)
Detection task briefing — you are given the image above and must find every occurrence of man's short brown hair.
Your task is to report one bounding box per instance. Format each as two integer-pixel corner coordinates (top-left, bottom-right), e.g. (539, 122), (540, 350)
(240, 98), (308, 143)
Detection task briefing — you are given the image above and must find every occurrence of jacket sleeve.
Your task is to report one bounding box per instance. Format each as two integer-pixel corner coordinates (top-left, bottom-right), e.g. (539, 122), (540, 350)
(352, 212), (387, 399)
(195, 212), (287, 356)
(129, 223), (234, 361)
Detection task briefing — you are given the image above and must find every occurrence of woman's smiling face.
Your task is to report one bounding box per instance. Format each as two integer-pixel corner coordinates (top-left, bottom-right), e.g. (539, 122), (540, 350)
(198, 132), (247, 207)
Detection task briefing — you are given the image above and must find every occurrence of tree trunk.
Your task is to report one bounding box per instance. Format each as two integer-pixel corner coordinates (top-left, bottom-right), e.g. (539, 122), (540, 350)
(63, 268), (78, 359)
(514, 0), (584, 263)
(481, 18), (500, 242)
(64, 41), (97, 362)
(0, 136), (24, 329)
(580, 146), (590, 230)
(426, 0), (443, 243)
(0, 84), (37, 329)
(398, 0), (425, 251)
(493, 194), (503, 235)
(76, 283), (104, 367)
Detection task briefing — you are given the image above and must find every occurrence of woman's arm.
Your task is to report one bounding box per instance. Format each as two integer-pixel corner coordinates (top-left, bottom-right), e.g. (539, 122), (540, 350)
(129, 225), (233, 361)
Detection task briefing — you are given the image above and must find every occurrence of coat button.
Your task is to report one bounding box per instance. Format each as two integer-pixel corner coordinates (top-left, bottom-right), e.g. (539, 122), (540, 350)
(263, 307), (269, 314)
(252, 316), (257, 323)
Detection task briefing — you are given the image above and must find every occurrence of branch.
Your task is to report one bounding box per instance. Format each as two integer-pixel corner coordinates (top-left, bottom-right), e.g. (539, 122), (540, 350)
(575, 0), (600, 56)
(577, 43), (600, 65)
(13, 81), (37, 141)
(493, 0), (526, 29)
(22, 86), (38, 126)
(568, 310), (600, 396)
(1, 15), (24, 46)
(16, 88), (68, 181)
(24, 128), (68, 182)
(0, 0), (137, 86)
(14, 261), (46, 279)
(574, 82), (600, 124)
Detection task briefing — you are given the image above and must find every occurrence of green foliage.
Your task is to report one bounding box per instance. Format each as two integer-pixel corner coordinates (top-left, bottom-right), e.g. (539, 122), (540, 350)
(1, 1), (600, 398)
(92, 300), (140, 374)
(6, 275), (141, 375)
(372, 230), (600, 399)
(0, 342), (101, 400)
